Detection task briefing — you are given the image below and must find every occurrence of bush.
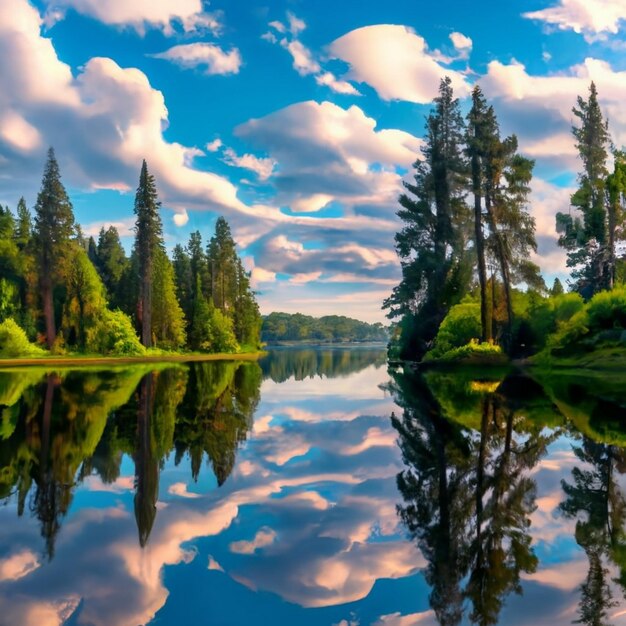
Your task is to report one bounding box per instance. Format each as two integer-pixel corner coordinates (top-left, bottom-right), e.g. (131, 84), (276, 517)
(586, 288), (626, 332)
(425, 339), (503, 362)
(0, 318), (46, 358)
(428, 301), (481, 358)
(87, 309), (146, 356)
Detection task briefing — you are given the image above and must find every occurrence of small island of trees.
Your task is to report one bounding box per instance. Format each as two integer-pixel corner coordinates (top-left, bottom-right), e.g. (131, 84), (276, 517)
(0, 150), (262, 359)
(385, 78), (626, 368)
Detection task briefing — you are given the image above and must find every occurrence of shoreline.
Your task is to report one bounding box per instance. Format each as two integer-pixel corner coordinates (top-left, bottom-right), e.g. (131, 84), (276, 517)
(0, 351), (266, 370)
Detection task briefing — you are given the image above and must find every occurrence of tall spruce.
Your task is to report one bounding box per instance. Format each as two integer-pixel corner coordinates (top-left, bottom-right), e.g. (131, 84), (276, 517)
(95, 226), (129, 308)
(384, 77), (471, 359)
(133, 160), (163, 347)
(207, 217), (237, 312)
(33, 147), (75, 348)
(556, 82), (611, 294)
(15, 197), (32, 250)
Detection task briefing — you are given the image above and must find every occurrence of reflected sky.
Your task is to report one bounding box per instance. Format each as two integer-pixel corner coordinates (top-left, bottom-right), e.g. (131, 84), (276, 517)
(1, 352), (626, 625)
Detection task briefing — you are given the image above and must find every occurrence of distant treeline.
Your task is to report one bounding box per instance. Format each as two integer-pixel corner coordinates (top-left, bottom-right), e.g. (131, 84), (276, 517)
(261, 312), (388, 343)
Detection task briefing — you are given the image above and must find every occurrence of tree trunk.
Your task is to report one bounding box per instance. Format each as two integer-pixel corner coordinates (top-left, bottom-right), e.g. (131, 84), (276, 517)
(485, 194), (513, 349)
(472, 156), (491, 343)
(141, 256), (152, 348)
(41, 274), (56, 349)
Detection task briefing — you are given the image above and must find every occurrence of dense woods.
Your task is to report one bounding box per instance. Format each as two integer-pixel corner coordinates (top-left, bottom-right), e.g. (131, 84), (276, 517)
(386, 78), (626, 363)
(0, 150), (262, 357)
(261, 312), (387, 343)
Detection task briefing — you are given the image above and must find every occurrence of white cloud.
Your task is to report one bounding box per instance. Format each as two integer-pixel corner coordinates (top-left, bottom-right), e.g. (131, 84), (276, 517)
(449, 31), (472, 59)
(222, 147), (276, 181)
(151, 43), (241, 75)
(44, 0), (221, 36)
(315, 72), (361, 96)
(523, 0), (626, 41)
(329, 25), (471, 103)
(173, 209), (189, 226)
(285, 39), (321, 75)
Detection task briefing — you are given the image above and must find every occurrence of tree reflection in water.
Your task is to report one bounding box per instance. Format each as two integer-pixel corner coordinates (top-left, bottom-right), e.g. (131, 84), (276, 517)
(0, 361), (261, 556)
(390, 367), (559, 625)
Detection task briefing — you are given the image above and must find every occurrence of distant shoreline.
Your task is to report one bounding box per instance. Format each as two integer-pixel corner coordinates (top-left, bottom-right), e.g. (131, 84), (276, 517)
(262, 341), (387, 348)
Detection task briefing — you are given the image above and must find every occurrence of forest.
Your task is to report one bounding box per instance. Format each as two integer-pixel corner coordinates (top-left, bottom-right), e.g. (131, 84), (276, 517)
(385, 78), (626, 365)
(0, 153), (262, 358)
(261, 312), (387, 344)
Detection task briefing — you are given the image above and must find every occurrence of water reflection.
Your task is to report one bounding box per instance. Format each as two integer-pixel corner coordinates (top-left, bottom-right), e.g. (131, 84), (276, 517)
(5, 352), (626, 624)
(390, 366), (626, 625)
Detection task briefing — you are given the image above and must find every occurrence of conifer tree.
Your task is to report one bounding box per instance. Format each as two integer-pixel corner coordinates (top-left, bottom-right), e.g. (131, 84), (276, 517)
(33, 147), (75, 348)
(15, 197), (31, 250)
(384, 77), (471, 359)
(550, 277), (565, 296)
(95, 226), (129, 308)
(172, 244), (193, 325)
(556, 82), (611, 294)
(207, 217), (237, 312)
(133, 160), (163, 348)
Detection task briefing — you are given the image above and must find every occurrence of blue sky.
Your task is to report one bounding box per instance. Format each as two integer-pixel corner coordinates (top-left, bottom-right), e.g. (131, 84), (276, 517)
(2, 0), (626, 321)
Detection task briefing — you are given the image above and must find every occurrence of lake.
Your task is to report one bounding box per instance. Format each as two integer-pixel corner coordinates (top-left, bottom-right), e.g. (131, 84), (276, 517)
(1, 347), (626, 625)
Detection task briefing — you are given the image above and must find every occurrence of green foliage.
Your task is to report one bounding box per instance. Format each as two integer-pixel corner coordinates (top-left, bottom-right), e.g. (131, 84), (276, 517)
(151, 248), (187, 350)
(206, 305), (239, 353)
(88, 309), (146, 356)
(0, 318), (46, 357)
(586, 287), (626, 331)
(384, 77), (472, 359)
(427, 301), (482, 358)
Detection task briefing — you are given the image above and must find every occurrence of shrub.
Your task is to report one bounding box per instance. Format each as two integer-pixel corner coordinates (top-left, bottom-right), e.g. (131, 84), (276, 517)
(586, 288), (626, 332)
(428, 301), (481, 358)
(425, 339), (503, 362)
(87, 309), (145, 356)
(0, 318), (46, 358)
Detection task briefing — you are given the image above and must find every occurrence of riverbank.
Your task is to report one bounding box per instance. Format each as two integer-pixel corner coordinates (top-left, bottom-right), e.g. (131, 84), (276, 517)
(0, 351), (266, 370)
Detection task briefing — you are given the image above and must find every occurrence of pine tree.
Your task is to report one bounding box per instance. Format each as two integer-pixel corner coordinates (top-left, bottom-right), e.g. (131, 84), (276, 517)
(207, 217), (237, 313)
(133, 160), (163, 348)
(15, 197), (31, 250)
(550, 277), (565, 296)
(96, 226), (129, 308)
(466, 86), (492, 344)
(33, 147), (75, 348)
(384, 77), (471, 359)
(151, 248), (186, 349)
(556, 82), (611, 294)
(233, 257), (261, 348)
(172, 244), (193, 325)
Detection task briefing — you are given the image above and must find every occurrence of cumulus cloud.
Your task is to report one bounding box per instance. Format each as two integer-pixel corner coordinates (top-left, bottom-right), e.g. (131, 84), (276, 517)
(449, 31), (473, 59)
(523, 0), (626, 41)
(329, 25), (471, 103)
(151, 43), (242, 75)
(0, 0), (263, 218)
(237, 100), (422, 211)
(44, 0), (221, 35)
(481, 57), (626, 175)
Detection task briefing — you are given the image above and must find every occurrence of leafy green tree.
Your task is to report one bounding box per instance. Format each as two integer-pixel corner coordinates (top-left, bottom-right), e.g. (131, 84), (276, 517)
(384, 77), (472, 359)
(556, 82), (611, 294)
(33, 148), (75, 348)
(133, 160), (163, 348)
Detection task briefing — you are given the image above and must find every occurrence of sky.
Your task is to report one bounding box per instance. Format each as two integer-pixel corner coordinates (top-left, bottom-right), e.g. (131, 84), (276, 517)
(2, 0), (626, 322)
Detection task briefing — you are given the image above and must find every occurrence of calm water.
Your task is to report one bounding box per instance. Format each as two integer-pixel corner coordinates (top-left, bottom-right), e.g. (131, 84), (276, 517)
(1, 348), (626, 625)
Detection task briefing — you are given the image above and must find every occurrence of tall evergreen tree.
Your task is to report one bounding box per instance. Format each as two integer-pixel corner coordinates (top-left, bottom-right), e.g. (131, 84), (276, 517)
(15, 197), (31, 250)
(95, 226), (129, 308)
(172, 243), (193, 325)
(207, 217), (237, 313)
(133, 160), (163, 348)
(33, 148), (75, 348)
(556, 82), (611, 294)
(384, 77), (471, 359)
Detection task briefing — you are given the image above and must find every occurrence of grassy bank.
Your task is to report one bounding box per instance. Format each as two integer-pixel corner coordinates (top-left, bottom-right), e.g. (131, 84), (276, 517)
(0, 351), (266, 370)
